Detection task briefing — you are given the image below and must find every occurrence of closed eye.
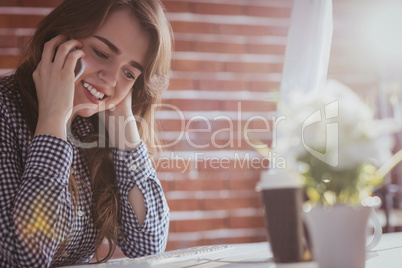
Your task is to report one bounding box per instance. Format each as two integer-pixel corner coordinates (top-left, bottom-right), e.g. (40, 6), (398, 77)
(93, 48), (108, 59)
(123, 69), (135, 80)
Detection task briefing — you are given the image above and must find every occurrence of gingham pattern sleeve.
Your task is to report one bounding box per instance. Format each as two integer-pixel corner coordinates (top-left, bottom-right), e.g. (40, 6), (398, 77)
(13, 135), (74, 266)
(1, 99), (74, 267)
(113, 142), (170, 257)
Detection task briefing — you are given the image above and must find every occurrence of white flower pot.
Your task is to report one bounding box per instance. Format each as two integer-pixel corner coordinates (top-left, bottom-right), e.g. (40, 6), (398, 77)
(303, 205), (379, 268)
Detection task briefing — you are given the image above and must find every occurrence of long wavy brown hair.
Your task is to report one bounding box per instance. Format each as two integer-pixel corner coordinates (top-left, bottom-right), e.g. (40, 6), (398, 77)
(15, 0), (172, 263)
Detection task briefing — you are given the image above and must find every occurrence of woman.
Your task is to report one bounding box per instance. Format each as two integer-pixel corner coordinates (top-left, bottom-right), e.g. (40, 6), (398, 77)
(0, 0), (172, 267)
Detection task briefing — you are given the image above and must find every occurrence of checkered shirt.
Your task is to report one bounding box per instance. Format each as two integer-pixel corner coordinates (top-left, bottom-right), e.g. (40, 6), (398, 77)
(0, 75), (170, 267)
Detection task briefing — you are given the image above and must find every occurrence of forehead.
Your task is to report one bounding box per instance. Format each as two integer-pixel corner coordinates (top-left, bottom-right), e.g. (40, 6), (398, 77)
(94, 9), (150, 67)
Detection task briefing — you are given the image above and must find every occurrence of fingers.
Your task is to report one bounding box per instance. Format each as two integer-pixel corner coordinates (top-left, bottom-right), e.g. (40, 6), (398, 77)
(64, 49), (86, 79)
(52, 39), (83, 70)
(40, 35), (84, 79)
(41, 35), (66, 64)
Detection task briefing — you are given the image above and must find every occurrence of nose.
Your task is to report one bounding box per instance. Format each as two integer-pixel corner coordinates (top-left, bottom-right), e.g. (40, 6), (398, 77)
(98, 64), (118, 87)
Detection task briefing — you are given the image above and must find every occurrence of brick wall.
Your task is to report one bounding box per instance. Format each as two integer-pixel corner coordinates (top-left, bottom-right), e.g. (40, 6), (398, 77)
(158, 0), (292, 250)
(0, 0), (390, 255)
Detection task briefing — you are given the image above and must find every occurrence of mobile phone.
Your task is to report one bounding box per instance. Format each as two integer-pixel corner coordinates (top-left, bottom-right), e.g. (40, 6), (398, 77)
(53, 43), (85, 81)
(73, 56), (84, 81)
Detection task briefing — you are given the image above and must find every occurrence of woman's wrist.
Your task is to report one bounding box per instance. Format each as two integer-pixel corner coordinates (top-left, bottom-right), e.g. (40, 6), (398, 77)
(106, 112), (141, 150)
(35, 114), (68, 140)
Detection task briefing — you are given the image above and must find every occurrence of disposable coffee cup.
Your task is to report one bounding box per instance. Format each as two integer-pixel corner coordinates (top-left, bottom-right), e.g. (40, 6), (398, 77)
(256, 170), (313, 265)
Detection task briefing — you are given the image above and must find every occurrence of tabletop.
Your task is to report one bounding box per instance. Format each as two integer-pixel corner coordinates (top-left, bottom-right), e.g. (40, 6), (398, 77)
(63, 232), (402, 267)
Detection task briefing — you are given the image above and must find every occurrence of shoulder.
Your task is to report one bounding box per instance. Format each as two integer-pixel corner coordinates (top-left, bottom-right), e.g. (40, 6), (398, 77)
(0, 74), (23, 110)
(0, 74), (30, 135)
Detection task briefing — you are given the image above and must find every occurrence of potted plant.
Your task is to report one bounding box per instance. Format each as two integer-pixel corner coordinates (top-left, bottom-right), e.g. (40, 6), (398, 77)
(261, 80), (402, 268)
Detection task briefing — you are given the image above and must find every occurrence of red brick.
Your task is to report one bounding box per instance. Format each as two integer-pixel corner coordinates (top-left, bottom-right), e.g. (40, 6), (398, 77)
(173, 40), (191, 52)
(1, 0), (18, 6)
(168, 78), (196, 90)
(192, 41), (245, 54)
(162, 1), (192, 13)
(203, 196), (261, 210)
(154, 158), (192, 173)
(246, 6), (292, 18)
(228, 177), (260, 191)
(0, 55), (20, 68)
(171, 59), (222, 72)
(157, 118), (275, 137)
(167, 198), (201, 211)
(165, 136), (263, 151)
(194, 3), (243, 16)
(228, 216), (265, 229)
(0, 14), (44, 28)
(171, 21), (217, 34)
(159, 180), (169, 191)
(199, 79), (248, 91)
(246, 44), (286, 55)
(224, 62), (283, 74)
(173, 219), (226, 232)
(162, 99), (221, 111)
(18, 0), (61, 7)
(243, 116), (274, 129)
(249, 81), (280, 92)
(161, 140), (195, 151)
(168, 221), (175, 234)
(220, 24), (288, 36)
(0, 35), (19, 48)
(223, 100), (276, 112)
(164, 137), (272, 152)
(156, 119), (185, 132)
(214, 170), (262, 181)
(170, 177), (226, 191)
(171, 21), (288, 37)
(170, 179), (202, 192)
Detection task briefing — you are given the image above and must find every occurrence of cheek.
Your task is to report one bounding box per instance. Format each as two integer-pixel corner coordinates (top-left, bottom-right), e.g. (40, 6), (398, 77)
(109, 84), (133, 104)
(80, 55), (97, 74)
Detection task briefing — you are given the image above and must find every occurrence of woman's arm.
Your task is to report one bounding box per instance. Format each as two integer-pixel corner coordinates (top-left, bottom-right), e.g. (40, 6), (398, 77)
(104, 90), (169, 257)
(103, 110), (147, 225)
(0, 99), (74, 268)
(0, 35), (84, 267)
(33, 35), (84, 140)
(112, 145), (170, 257)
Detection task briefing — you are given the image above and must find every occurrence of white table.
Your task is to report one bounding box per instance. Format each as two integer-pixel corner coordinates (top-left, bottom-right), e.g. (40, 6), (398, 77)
(65, 232), (402, 267)
(365, 232), (402, 268)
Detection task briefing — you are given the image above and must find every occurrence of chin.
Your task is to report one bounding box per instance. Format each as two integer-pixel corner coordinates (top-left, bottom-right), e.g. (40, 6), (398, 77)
(74, 107), (99, 118)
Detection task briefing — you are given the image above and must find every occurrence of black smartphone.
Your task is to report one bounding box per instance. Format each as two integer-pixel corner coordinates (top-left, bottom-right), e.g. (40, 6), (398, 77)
(73, 54), (84, 80)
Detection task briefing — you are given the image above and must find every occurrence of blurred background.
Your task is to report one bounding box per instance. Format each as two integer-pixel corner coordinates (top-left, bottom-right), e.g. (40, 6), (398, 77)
(1, 0), (402, 254)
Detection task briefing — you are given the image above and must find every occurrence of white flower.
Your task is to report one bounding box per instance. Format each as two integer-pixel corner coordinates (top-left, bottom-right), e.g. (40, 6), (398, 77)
(274, 80), (399, 171)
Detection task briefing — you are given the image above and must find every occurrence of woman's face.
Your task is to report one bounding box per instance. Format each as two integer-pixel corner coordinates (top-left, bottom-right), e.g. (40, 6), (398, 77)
(73, 9), (150, 117)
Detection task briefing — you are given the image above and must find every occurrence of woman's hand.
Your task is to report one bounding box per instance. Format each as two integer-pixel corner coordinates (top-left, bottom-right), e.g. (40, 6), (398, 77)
(108, 91), (146, 223)
(102, 89), (142, 150)
(33, 35), (85, 139)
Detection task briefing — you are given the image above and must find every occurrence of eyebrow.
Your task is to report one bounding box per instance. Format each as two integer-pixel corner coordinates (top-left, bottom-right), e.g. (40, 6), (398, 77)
(94, 35), (144, 72)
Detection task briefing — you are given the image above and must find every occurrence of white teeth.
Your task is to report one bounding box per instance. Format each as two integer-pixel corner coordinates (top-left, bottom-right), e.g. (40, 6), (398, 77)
(82, 81), (105, 100)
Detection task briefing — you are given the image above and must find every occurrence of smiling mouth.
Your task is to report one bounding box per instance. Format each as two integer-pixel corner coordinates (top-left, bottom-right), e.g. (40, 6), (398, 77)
(82, 81), (107, 100)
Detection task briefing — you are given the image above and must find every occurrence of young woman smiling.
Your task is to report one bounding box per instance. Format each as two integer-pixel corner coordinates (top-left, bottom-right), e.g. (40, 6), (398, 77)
(0, 0), (172, 267)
